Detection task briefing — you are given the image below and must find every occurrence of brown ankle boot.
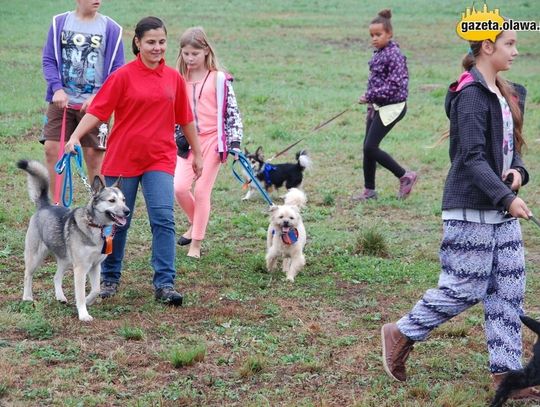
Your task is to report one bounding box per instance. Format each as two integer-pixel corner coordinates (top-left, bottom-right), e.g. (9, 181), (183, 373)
(492, 372), (540, 401)
(381, 322), (415, 382)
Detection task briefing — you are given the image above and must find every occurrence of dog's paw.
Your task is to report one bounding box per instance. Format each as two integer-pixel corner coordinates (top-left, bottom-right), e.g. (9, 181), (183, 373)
(22, 295), (33, 302)
(78, 313), (94, 322)
(56, 295), (68, 304)
(286, 276), (295, 282)
(266, 263), (277, 272)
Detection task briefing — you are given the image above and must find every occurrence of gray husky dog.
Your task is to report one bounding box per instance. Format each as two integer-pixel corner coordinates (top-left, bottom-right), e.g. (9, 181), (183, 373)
(17, 160), (130, 321)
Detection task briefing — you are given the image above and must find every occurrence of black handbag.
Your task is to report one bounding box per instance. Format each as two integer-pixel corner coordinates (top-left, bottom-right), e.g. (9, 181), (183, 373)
(175, 125), (190, 158)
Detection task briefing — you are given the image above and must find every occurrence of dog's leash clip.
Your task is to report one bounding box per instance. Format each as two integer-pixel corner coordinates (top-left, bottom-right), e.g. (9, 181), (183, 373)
(55, 160), (67, 174)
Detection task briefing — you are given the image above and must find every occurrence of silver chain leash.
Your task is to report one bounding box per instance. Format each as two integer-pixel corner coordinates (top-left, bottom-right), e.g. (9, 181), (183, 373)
(79, 173), (93, 195)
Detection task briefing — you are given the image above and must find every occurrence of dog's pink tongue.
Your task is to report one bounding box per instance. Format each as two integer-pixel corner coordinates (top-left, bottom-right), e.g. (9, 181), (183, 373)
(282, 226), (290, 233)
(116, 217), (127, 226)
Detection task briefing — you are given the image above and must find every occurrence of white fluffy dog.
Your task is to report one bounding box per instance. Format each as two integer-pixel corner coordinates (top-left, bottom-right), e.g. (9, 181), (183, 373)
(266, 188), (307, 282)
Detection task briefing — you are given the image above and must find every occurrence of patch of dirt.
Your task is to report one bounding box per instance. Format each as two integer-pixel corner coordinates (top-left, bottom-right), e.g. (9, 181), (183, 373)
(318, 36), (368, 50)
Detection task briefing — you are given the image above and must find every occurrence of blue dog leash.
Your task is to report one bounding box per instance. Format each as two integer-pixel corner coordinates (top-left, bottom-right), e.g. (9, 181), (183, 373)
(230, 150), (274, 206)
(54, 145), (89, 207)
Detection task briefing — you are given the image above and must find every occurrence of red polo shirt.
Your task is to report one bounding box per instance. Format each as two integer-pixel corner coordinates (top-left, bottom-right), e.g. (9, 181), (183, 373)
(88, 54), (193, 177)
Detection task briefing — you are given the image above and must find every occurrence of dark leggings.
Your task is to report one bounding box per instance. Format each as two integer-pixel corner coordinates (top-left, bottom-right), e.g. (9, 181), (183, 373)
(363, 104), (407, 190)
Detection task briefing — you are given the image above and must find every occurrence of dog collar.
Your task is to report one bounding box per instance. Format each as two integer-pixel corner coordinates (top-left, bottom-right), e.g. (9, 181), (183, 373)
(272, 228), (299, 245)
(87, 221), (104, 229)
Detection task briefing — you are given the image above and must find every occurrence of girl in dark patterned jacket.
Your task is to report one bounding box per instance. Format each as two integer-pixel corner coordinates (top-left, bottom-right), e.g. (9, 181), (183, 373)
(380, 29), (540, 402)
(353, 9), (417, 201)
(174, 26), (243, 258)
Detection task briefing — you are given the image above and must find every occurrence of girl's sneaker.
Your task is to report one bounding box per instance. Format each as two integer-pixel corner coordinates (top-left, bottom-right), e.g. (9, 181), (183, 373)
(398, 171), (417, 199)
(352, 188), (378, 202)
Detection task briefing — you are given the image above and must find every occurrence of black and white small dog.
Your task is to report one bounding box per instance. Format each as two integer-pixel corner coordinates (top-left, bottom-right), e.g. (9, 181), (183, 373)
(491, 315), (540, 407)
(242, 147), (312, 200)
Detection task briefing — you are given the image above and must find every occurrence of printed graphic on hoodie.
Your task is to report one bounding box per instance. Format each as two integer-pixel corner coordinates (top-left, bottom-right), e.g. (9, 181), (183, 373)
(61, 29), (103, 97)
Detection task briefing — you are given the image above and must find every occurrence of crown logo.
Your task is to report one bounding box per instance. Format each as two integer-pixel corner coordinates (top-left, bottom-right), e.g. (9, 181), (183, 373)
(456, 3), (504, 41)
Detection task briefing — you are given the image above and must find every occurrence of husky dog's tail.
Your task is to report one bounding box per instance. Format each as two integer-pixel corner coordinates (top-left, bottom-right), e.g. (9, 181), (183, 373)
(17, 160), (50, 209)
(284, 188), (307, 209)
(296, 150), (312, 171)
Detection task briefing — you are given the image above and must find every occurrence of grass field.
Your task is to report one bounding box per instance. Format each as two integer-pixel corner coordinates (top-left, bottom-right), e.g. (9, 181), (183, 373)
(1, 0), (540, 405)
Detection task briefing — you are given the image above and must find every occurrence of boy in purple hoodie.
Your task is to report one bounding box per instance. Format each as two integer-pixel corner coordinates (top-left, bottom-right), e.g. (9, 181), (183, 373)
(41, 0), (124, 197)
(353, 9), (417, 202)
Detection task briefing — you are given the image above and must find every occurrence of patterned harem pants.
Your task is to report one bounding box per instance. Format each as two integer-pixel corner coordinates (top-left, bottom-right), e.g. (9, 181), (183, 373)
(397, 219), (525, 373)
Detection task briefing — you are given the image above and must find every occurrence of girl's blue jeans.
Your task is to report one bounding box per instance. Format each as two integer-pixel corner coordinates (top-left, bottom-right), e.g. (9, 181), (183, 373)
(101, 171), (177, 290)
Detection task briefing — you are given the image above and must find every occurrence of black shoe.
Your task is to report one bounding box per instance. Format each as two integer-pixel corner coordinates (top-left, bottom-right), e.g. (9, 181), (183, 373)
(155, 287), (183, 306)
(100, 281), (119, 299)
(177, 236), (192, 246)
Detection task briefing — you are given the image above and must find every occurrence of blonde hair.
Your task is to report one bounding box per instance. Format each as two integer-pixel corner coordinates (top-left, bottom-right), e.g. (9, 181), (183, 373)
(176, 27), (223, 77)
(439, 32), (524, 153)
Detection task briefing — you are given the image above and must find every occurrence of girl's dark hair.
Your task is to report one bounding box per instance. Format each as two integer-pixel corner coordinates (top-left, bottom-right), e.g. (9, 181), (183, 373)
(371, 9), (393, 33)
(463, 35), (524, 153)
(132, 16), (167, 55)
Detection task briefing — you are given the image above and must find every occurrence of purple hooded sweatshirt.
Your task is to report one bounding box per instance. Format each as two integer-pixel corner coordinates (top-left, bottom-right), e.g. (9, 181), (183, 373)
(364, 41), (408, 106)
(42, 12), (124, 102)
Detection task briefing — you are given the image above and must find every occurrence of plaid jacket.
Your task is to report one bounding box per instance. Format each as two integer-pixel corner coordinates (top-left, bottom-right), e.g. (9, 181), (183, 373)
(442, 67), (528, 211)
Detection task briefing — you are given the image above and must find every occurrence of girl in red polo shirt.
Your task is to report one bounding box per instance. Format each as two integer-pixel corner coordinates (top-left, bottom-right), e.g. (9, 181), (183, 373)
(66, 16), (203, 305)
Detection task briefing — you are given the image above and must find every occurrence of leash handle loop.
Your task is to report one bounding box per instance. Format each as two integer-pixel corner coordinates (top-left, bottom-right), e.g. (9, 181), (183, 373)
(54, 145), (86, 207)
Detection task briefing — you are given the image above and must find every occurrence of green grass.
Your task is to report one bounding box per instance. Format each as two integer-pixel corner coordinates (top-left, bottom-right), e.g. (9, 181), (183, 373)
(168, 343), (207, 368)
(1, 0), (540, 405)
(238, 355), (266, 377)
(355, 228), (389, 257)
(17, 312), (54, 340)
(117, 325), (145, 341)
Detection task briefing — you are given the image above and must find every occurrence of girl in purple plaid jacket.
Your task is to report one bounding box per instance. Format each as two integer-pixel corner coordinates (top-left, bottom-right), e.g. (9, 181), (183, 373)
(353, 9), (417, 202)
(380, 28), (540, 402)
